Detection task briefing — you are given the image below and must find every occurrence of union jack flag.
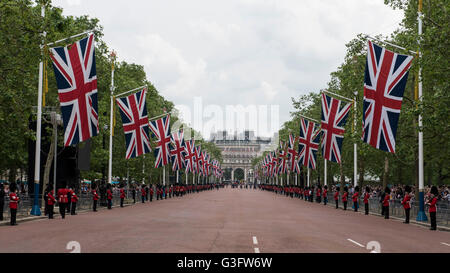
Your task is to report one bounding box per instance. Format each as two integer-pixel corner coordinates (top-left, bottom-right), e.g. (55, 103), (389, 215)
(50, 34), (98, 146)
(277, 141), (288, 174)
(149, 114), (171, 168)
(362, 41), (413, 153)
(169, 129), (185, 171)
(184, 139), (196, 173)
(116, 88), (151, 159)
(270, 151), (278, 177)
(194, 146), (203, 175)
(298, 118), (322, 169)
(203, 152), (211, 176)
(287, 134), (299, 173)
(321, 93), (352, 163)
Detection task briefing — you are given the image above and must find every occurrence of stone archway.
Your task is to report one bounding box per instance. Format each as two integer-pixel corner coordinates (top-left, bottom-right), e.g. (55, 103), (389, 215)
(234, 168), (244, 181)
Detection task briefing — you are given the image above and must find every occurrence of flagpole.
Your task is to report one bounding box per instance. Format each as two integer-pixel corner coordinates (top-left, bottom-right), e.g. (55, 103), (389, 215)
(416, 0), (427, 222)
(108, 51), (115, 185)
(354, 91), (357, 187)
(31, 4), (46, 216)
(324, 159), (327, 186)
(115, 85), (147, 98)
(307, 168), (310, 187)
(176, 170), (179, 184)
(163, 165), (166, 186)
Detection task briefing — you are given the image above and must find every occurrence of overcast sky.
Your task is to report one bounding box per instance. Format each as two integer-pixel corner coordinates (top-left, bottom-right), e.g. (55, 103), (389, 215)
(52, 0), (403, 139)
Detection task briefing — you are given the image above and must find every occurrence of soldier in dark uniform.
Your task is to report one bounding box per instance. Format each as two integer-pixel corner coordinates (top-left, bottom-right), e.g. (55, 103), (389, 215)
(57, 184), (69, 219)
(70, 190), (78, 215)
(8, 183), (19, 225)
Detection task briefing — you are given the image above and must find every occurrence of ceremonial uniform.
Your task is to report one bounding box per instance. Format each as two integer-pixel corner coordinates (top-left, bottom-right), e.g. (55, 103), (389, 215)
(316, 187), (322, 203)
(47, 190), (56, 219)
(427, 190), (438, 230)
(401, 194), (411, 223)
(352, 192), (359, 212)
(107, 189), (113, 209)
(363, 191), (370, 215)
(141, 187), (146, 203)
(334, 190), (339, 209)
(382, 194), (390, 219)
(92, 190), (99, 211)
(66, 188), (73, 213)
(70, 192), (78, 215)
(57, 188), (69, 219)
(323, 187), (328, 205)
(120, 188), (125, 207)
(342, 191), (348, 210)
(9, 192), (19, 225)
(149, 188), (154, 202)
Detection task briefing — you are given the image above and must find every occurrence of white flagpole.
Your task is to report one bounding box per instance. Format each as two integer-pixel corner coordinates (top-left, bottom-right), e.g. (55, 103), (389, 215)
(354, 91), (357, 187)
(295, 173), (298, 186)
(31, 4), (46, 216)
(108, 52), (115, 185)
(307, 168), (310, 187)
(176, 170), (179, 184)
(163, 165), (166, 186)
(324, 159), (327, 186)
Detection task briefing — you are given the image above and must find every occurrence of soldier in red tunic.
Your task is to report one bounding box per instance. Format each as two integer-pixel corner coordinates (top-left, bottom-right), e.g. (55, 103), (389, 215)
(363, 186), (370, 215)
(342, 186), (348, 210)
(8, 183), (19, 225)
(352, 186), (359, 212)
(57, 185), (69, 219)
(66, 187), (73, 213)
(70, 191), (78, 215)
(382, 187), (391, 219)
(334, 187), (340, 209)
(47, 187), (56, 219)
(149, 186), (154, 202)
(323, 185), (328, 205)
(401, 185), (412, 223)
(426, 186), (438, 230)
(106, 184), (113, 209)
(92, 188), (99, 212)
(141, 185), (146, 203)
(316, 185), (322, 203)
(120, 186), (125, 207)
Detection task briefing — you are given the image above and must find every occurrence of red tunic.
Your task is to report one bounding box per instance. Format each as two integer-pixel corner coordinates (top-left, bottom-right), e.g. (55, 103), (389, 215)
(334, 191), (339, 200)
(57, 188), (68, 203)
(323, 189), (327, 198)
(428, 197), (437, 213)
(342, 192), (348, 202)
(120, 189), (125, 199)
(47, 191), (56, 205)
(141, 188), (146, 196)
(9, 192), (19, 209)
(71, 193), (78, 203)
(316, 189), (321, 197)
(363, 192), (369, 204)
(93, 190), (99, 201)
(401, 195), (411, 209)
(352, 192), (358, 202)
(107, 189), (113, 200)
(382, 195), (390, 207)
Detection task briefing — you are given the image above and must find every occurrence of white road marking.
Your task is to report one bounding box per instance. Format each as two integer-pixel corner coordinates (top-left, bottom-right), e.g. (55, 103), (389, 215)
(254, 247), (260, 253)
(441, 242), (450, 247)
(253, 236), (258, 245)
(347, 238), (365, 248)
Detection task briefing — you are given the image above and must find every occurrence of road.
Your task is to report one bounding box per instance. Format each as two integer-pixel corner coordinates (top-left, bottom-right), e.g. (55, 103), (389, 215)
(0, 188), (449, 253)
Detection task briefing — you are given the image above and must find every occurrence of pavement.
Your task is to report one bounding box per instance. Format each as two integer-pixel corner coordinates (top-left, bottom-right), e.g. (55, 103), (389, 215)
(0, 188), (449, 253)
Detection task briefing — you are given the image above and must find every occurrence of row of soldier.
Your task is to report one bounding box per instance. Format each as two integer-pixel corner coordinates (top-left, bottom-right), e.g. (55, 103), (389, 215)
(259, 184), (439, 230)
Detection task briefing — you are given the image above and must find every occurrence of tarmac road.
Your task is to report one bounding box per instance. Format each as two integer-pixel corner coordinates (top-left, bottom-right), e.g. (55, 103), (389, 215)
(0, 188), (449, 253)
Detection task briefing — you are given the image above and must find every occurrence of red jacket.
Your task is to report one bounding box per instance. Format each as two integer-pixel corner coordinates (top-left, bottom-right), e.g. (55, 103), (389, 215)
(401, 195), (411, 209)
(107, 189), (113, 200)
(47, 191), (56, 205)
(120, 189), (125, 199)
(382, 195), (390, 207)
(150, 188), (154, 195)
(71, 193), (78, 203)
(57, 188), (69, 203)
(334, 191), (339, 200)
(141, 188), (146, 196)
(316, 189), (321, 197)
(352, 193), (359, 202)
(323, 189), (327, 198)
(363, 192), (369, 204)
(428, 197), (437, 213)
(342, 192), (348, 202)
(93, 190), (99, 201)
(9, 192), (19, 209)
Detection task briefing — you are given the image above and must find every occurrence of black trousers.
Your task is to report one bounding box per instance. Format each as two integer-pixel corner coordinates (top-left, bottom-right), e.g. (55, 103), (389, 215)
(150, 195), (153, 202)
(93, 200), (97, 211)
(59, 203), (66, 219)
(405, 208), (410, 223)
(10, 208), (17, 225)
(430, 212), (436, 230)
(120, 198), (124, 207)
(317, 196), (322, 203)
(142, 196), (145, 203)
(107, 199), (112, 209)
(365, 203), (369, 215)
(354, 201), (358, 212)
(384, 206), (389, 219)
(381, 205), (385, 215)
(71, 202), (77, 215)
(324, 197), (328, 205)
(48, 205), (54, 219)
(343, 201), (347, 210)
(67, 201), (71, 213)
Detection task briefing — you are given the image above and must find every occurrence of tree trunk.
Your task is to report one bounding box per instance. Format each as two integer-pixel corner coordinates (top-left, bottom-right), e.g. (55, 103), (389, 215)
(359, 158), (365, 190)
(383, 156), (389, 189)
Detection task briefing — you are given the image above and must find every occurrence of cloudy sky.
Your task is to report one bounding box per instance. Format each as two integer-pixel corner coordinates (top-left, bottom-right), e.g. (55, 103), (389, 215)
(52, 0), (403, 138)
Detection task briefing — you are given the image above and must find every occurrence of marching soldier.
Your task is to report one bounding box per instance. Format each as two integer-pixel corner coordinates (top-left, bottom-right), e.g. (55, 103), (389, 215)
(120, 186), (125, 207)
(363, 186), (370, 215)
(323, 185), (328, 206)
(352, 186), (359, 212)
(149, 186), (154, 202)
(57, 185), (69, 219)
(106, 184), (113, 209)
(8, 183), (19, 226)
(70, 191), (78, 215)
(382, 187), (391, 219)
(334, 186), (340, 209)
(426, 186), (438, 230)
(141, 185), (146, 203)
(92, 188), (99, 212)
(401, 185), (412, 223)
(47, 186), (56, 219)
